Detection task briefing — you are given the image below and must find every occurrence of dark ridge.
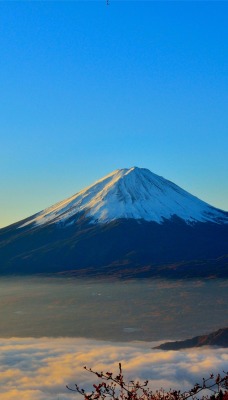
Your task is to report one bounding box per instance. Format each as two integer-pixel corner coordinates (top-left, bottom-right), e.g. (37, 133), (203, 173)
(154, 327), (228, 350)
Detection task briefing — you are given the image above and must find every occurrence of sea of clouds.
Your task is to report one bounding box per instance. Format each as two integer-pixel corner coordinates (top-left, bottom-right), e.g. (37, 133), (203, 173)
(0, 337), (227, 400)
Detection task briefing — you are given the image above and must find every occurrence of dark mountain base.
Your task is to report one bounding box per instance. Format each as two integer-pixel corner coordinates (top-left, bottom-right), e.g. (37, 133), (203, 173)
(0, 217), (228, 277)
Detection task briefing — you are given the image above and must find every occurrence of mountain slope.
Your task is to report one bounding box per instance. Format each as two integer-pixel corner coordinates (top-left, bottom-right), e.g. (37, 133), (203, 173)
(18, 167), (228, 228)
(0, 167), (228, 277)
(154, 327), (228, 350)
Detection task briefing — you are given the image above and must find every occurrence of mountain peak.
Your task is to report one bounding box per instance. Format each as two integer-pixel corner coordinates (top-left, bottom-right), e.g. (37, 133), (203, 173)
(19, 168), (228, 229)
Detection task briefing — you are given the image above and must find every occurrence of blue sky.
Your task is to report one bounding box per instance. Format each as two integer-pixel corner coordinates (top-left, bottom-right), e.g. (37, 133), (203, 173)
(0, 1), (227, 228)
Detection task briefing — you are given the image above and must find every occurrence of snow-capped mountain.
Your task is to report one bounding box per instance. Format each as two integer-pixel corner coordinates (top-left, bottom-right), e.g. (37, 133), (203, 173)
(0, 167), (228, 278)
(19, 167), (228, 228)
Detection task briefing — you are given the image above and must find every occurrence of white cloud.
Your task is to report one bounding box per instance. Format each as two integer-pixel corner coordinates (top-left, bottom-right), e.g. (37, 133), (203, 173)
(0, 337), (227, 400)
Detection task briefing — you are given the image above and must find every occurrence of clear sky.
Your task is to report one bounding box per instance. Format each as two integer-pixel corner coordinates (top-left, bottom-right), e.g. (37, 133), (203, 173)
(0, 1), (227, 228)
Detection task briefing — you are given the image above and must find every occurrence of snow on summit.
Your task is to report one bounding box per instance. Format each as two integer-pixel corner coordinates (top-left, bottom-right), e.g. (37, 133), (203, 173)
(20, 167), (228, 228)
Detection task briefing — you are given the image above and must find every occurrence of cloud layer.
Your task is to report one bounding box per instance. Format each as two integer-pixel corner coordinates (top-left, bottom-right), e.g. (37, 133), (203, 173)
(0, 337), (227, 400)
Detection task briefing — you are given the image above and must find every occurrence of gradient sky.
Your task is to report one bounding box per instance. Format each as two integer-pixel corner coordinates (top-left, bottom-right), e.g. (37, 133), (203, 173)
(0, 1), (227, 228)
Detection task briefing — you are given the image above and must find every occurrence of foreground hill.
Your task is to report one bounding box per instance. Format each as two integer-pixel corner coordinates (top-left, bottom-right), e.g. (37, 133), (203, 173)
(154, 327), (228, 350)
(0, 167), (228, 277)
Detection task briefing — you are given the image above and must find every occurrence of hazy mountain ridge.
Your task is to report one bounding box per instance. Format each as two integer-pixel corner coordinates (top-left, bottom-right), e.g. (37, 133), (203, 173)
(154, 328), (228, 350)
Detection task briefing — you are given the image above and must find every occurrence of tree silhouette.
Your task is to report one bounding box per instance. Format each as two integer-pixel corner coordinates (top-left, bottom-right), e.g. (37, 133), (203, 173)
(67, 363), (228, 400)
